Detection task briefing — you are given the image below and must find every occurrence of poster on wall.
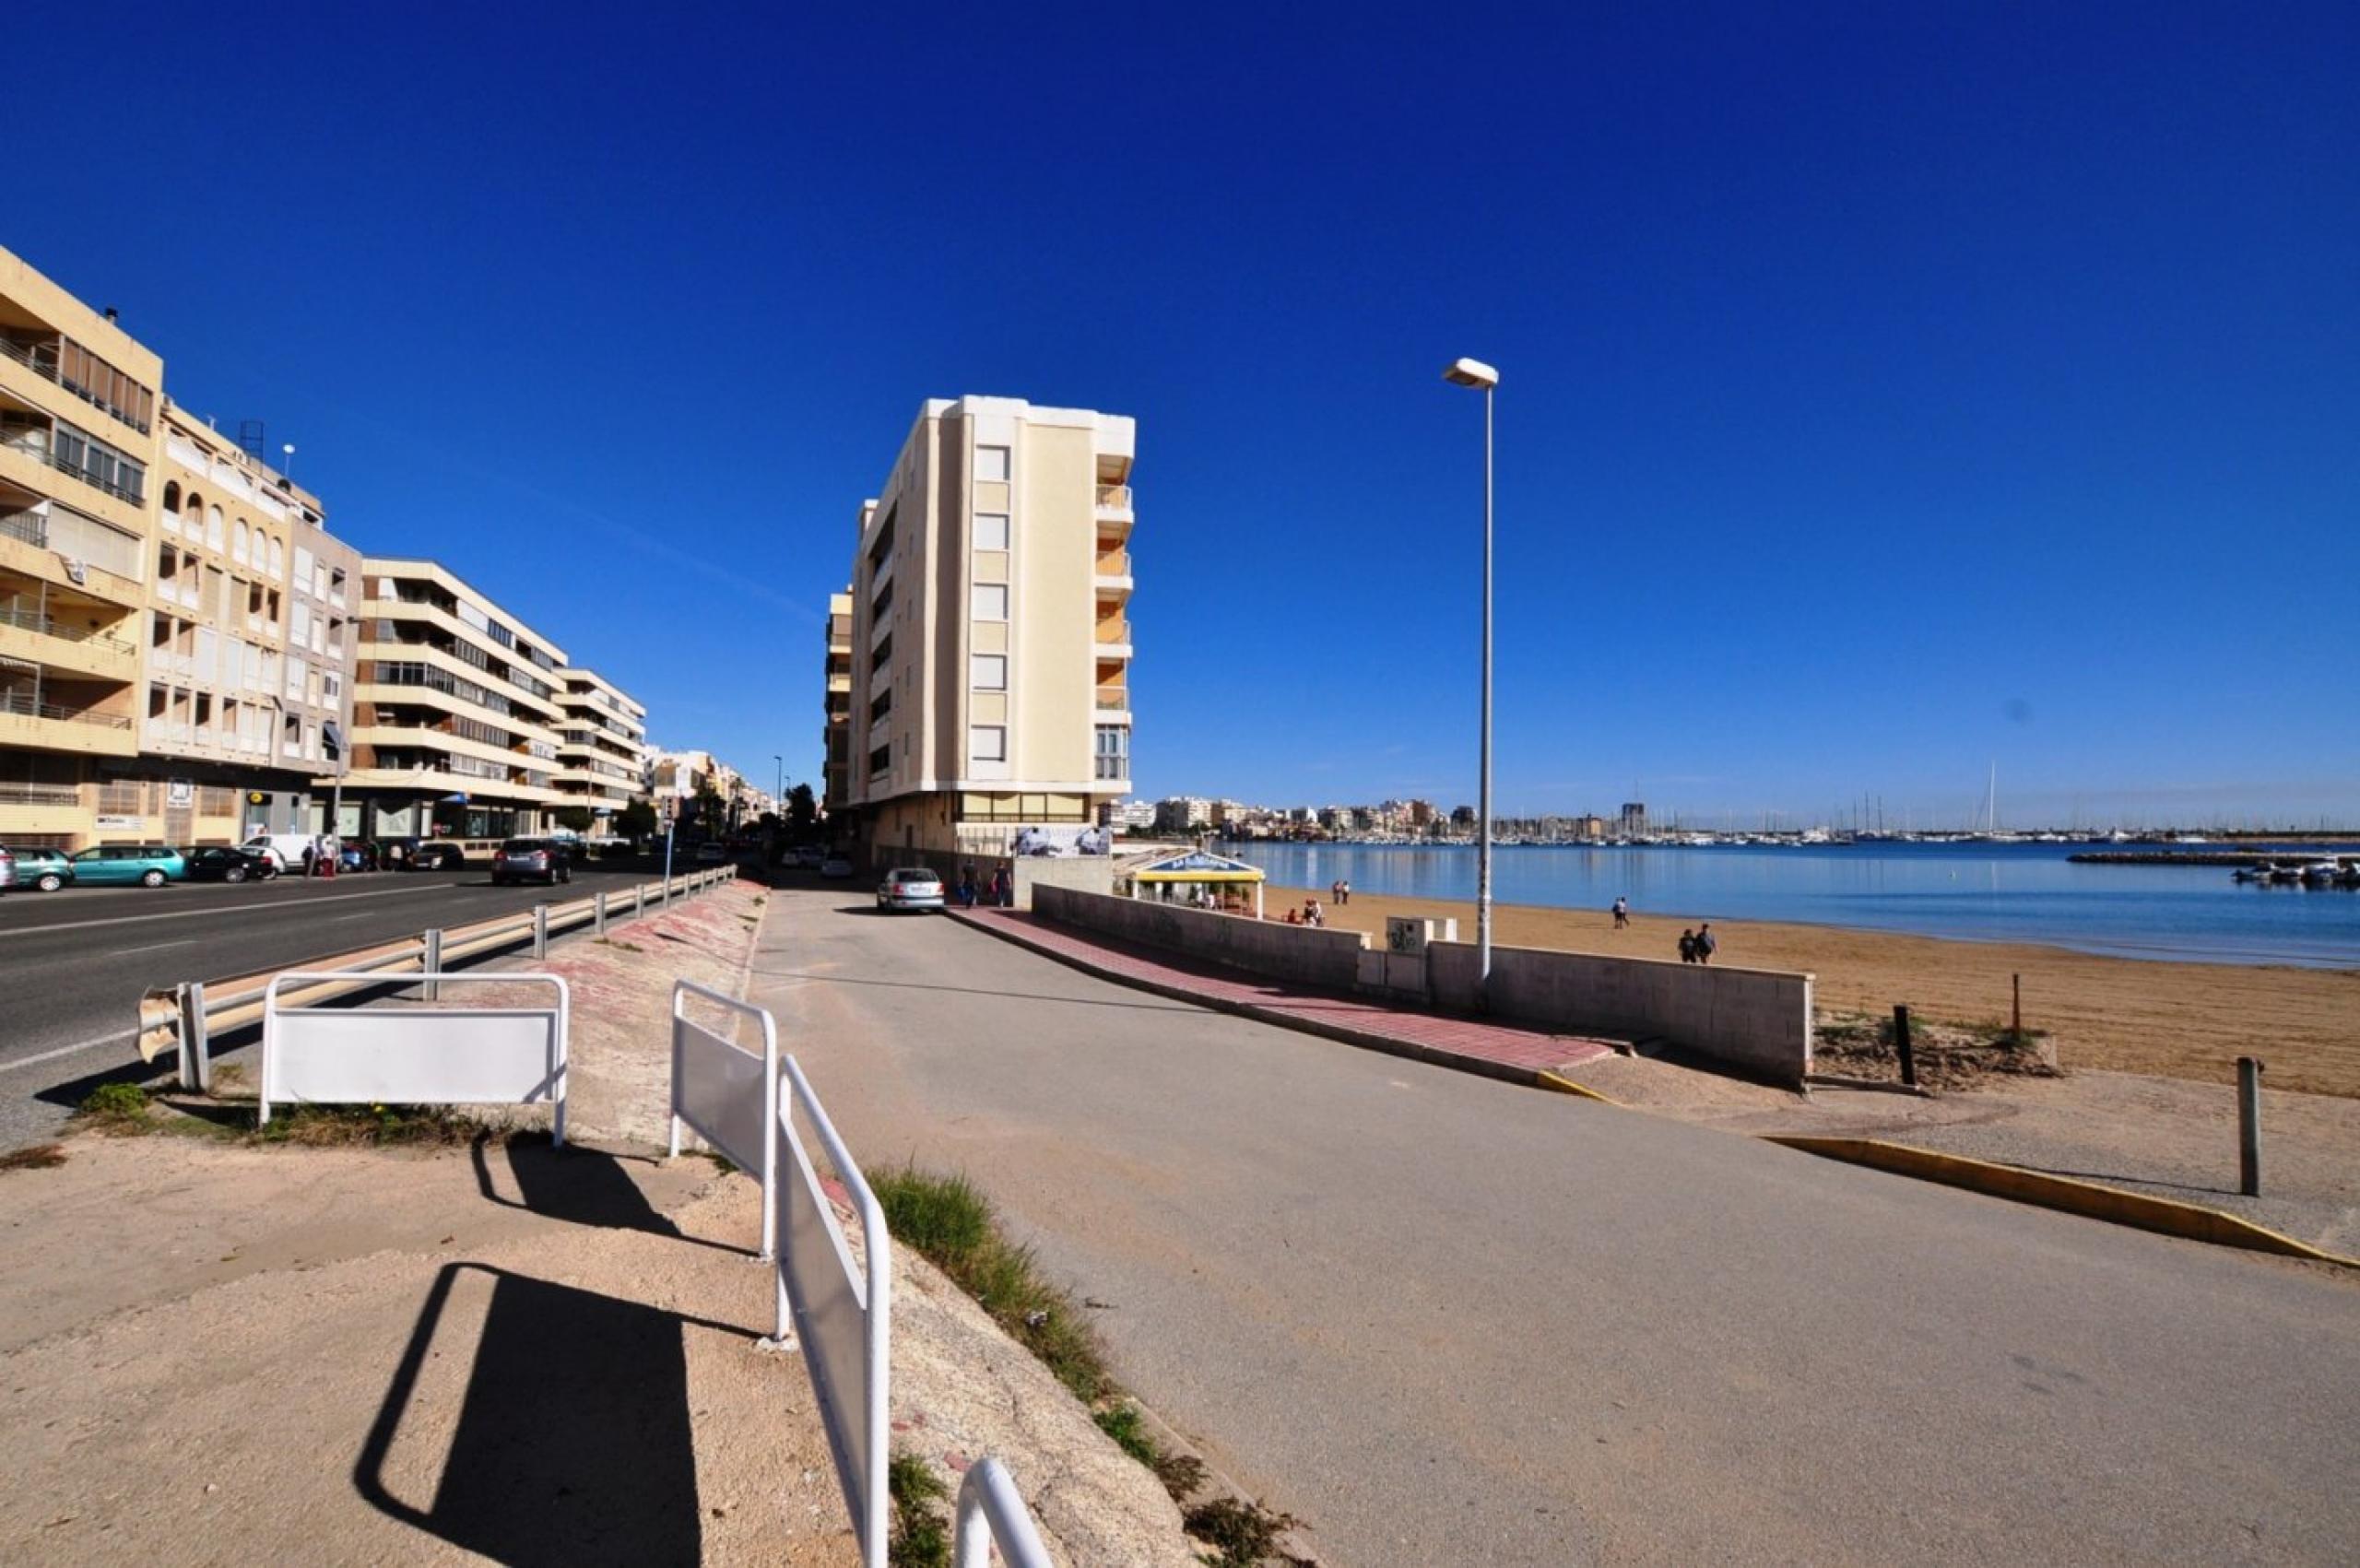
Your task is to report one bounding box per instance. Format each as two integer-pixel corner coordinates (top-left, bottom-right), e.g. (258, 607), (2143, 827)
(167, 780), (194, 808)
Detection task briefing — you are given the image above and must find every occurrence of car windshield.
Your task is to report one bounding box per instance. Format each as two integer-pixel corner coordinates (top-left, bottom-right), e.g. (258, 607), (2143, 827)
(502, 841), (548, 853)
(892, 870), (938, 884)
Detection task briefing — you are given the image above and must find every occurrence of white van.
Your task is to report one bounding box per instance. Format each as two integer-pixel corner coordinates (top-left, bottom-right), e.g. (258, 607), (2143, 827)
(241, 831), (318, 872)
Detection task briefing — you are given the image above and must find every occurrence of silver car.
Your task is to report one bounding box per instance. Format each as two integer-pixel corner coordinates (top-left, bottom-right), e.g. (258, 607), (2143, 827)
(876, 867), (945, 913)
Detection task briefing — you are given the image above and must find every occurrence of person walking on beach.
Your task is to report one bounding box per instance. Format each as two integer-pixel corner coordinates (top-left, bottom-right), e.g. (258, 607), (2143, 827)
(1612, 896), (1629, 929)
(1331, 878), (1345, 907)
(1695, 923), (1717, 964)
(1339, 879), (1351, 906)
(1678, 928), (1697, 963)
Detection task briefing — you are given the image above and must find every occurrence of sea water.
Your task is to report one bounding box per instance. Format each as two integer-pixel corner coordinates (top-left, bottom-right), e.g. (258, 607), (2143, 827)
(1235, 841), (2360, 968)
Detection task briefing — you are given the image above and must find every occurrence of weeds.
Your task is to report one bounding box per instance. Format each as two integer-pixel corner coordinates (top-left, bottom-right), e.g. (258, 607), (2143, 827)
(77, 1082), (151, 1133)
(250, 1103), (490, 1148)
(887, 1450), (951, 1568)
(875, 1164), (1303, 1563)
(210, 1062), (249, 1089)
(594, 937), (645, 953)
(870, 1163), (1112, 1401)
(0, 1142), (68, 1173)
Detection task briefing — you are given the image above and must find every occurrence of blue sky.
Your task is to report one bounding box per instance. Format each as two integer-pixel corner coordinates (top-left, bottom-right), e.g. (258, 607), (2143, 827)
(19, 3), (2356, 825)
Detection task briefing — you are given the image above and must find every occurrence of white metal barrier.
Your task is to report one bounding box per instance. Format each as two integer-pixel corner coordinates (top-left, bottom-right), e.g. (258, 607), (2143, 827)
(954, 1457), (1054, 1568)
(667, 980), (780, 1258)
(765, 1055), (891, 1568)
(260, 972), (570, 1145)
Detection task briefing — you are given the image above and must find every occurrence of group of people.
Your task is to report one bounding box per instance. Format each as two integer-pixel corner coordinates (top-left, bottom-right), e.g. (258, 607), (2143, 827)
(954, 864), (1015, 908)
(1328, 878), (1352, 906)
(1608, 896), (1718, 963)
(1285, 897), (1326, 926)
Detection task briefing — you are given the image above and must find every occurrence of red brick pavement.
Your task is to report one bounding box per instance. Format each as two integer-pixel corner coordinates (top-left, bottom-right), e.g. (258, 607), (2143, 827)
(948, 908), (1617, 1086)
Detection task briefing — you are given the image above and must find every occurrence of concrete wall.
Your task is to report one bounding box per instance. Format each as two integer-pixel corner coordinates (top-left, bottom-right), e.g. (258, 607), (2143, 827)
(1033, 886), (1368, 990)
(1426, 941), (1812, 1086)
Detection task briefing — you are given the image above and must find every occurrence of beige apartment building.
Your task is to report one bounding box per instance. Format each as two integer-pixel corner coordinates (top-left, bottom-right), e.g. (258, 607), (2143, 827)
(147, 404), (361, 843)
(0, 248), (163, 847)
(843, 395), (1134, 865)
(555, 667), (648, 830)
(345, 558), (570, 842)
(822, 588), (852, 816)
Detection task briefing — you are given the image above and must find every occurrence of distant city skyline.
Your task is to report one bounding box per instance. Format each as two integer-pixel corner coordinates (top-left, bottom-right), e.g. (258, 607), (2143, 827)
(11, 6), (2353, 821)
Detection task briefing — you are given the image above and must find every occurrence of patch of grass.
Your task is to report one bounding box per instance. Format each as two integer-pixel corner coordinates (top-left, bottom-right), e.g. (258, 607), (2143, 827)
(0, 1142), (68, 1173)
(1185, 1495), (1307, 1568)
(871, 1163), (1112, 1402)
(249, 1103), (486, 1148)
(209, 1062), (249, 1089)
(702, 1150), (737, 1175)
(77, 1081), (152, 1133)
(593, 937), (645, 953)
(1093, 1401), (1158, 1465)
(887, 1450), (951, 1568)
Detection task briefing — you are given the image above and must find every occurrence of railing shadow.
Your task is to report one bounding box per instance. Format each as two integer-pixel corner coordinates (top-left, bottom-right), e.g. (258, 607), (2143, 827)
(470, 1136), (739, 1255)
(354, 1260), (744, 1564)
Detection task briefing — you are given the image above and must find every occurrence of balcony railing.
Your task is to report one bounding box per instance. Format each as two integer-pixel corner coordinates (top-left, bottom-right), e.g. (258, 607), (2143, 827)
(0, 781), (79, 806)
(0, 603), (136, 654)
(0, 690), (132, 728)
(0, 510), (46, 549)
(1095, 484), (1132, 511)
(1093, 619), (1132, 644)
(1094, 549), (1131, 576)
(1094, 686), (1129, 710)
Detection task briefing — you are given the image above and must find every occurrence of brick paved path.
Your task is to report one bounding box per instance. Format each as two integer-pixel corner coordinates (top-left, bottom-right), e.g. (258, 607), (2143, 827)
(950, 908), (1617, 1085)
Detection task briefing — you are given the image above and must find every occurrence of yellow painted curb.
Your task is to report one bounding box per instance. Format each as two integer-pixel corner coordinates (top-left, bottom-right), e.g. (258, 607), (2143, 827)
(1766, 1136), (2359, 1269)
(1536, 1070), (1623, 1106)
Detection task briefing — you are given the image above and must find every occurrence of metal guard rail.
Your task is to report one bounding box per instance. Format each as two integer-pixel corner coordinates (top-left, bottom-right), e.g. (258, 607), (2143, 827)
(141, 865), (740, 1088)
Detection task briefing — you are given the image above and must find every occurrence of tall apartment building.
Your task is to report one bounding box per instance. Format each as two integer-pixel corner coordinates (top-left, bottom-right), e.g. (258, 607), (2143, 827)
(346, 559), (570, 842)
(554, 667), (648, 829)
(1, 249), (162, 846)
(821, 588), (852, 816)
(146, 404), (360, 843)
(842, 396), (1135, 865)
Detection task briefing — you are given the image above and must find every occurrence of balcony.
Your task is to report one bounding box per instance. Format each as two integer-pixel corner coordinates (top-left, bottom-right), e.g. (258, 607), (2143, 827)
(1093, 617), (1132, 657)
(1095, 484), (1132, 514)
(0, 679), (136, 756)
(1093, 684), (1130, 714)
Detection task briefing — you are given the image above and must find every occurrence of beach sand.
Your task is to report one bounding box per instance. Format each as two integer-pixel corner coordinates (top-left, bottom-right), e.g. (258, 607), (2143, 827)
(1269, 884), (2360, 1099)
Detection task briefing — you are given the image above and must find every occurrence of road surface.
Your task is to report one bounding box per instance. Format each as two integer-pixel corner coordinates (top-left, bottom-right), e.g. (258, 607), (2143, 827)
(0, 859), (681, 1149)
(746, 883), (2360, 1566)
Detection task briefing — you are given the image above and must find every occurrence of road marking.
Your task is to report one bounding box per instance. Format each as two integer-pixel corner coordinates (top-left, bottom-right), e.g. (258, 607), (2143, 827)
(116, 938), (200, 955)
(0, 1028), (135, 1074)
(0, 882), (454, 938)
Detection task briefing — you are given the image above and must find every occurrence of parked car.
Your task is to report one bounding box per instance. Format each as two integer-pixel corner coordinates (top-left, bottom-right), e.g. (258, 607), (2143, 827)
(1, 845), (72, 892)
(694, 842), (728, 865)
(490, 838), (572, 887)
(378, 837), (466, 871)
(183, 845), (279, 884)
(240, 831), (318, 874)
(794, 843), (825, 869)
(0, 845), (11, 891)
(820, 855), (855, 879)
(68, 844), (187, 888)
(877, 867), (946, 913)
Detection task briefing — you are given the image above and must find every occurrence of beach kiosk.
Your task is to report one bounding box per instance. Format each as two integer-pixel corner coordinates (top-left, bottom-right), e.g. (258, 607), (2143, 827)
(1119, 847), (1268, 918)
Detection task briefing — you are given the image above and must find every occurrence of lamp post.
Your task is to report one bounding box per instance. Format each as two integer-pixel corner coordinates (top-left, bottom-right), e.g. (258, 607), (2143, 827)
(1442, 356), (1498, 998)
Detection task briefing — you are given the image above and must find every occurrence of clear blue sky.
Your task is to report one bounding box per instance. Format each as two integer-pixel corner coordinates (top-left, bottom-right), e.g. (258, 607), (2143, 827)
(21, 3), (2356, 826)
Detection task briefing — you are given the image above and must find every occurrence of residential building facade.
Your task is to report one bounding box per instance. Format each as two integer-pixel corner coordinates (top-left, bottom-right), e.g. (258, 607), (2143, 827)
(822, 588), (852, 817)
(554, 667), (648, 831)
(147, 403), (361, 844)
(345, 558), (570, 842)
(843, 396), (1135, 864)
(1, 247), (162, 848)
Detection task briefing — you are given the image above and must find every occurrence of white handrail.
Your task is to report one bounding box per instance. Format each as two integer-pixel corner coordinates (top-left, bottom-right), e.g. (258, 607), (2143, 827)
(954, 1457), (1054, 1568)
(668, 979), (780, 1258)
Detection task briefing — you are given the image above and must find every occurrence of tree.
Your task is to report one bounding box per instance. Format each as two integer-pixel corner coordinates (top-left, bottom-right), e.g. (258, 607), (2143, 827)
(616, 798), (659, 842)
(691, 780), (725, 835)
(553, 805), (595, 834)
(787, 783), (818, 839)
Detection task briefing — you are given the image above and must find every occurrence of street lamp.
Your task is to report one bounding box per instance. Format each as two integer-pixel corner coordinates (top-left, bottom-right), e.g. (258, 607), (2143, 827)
(1442, 356), (1498, 998)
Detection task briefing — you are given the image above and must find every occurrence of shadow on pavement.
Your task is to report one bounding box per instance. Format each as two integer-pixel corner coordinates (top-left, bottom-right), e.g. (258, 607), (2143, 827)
(355, 1260), (743, 1564)
(471, 1137), (740, 1255)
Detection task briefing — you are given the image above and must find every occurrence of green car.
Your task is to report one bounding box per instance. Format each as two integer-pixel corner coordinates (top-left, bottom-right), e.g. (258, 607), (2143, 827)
(68, 843), (187, 888)
(2, 846), (75, 892)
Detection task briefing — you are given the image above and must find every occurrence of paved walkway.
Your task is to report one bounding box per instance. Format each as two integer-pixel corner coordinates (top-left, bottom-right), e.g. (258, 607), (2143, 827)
(949, 908), (1618, 1083)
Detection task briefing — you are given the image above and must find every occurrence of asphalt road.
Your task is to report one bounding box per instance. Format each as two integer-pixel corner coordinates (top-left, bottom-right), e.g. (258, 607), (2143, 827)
(746, 885), (2360, 1566)
(0, 859), (688, 1150)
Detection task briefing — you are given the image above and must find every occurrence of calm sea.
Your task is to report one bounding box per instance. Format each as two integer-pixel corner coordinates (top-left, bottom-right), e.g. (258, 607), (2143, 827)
(1233, 841), (2360, 969)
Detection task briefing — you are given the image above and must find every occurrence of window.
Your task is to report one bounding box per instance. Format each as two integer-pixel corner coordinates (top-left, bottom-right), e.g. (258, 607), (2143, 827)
(868, 743), (891, 776)
(1095, 724), (1129, 781)
(970, 725), (1007, 763)
(970, 654), (1006, 690)
(267, 536), (284, 578)
(294, 545), (315, 589)
(974, 445), (1010, 482)
(206, 505), (224, 551)
(50, 420), (148, 504)
(974, 512), (1009, 549)
(971, 584), (1008, 621)
(233, 519), (249, 565)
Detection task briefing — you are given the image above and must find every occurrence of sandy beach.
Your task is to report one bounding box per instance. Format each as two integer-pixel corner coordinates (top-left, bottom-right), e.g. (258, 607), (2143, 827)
(1268, 883), (2360, 1099)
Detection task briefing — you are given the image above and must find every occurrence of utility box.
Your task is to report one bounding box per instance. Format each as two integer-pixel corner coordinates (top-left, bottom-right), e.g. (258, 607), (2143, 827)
(1385, 916), (1457, 955)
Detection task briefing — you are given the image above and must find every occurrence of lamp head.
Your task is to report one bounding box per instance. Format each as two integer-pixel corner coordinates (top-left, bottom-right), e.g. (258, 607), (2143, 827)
(1442, 357), (1499, 390)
